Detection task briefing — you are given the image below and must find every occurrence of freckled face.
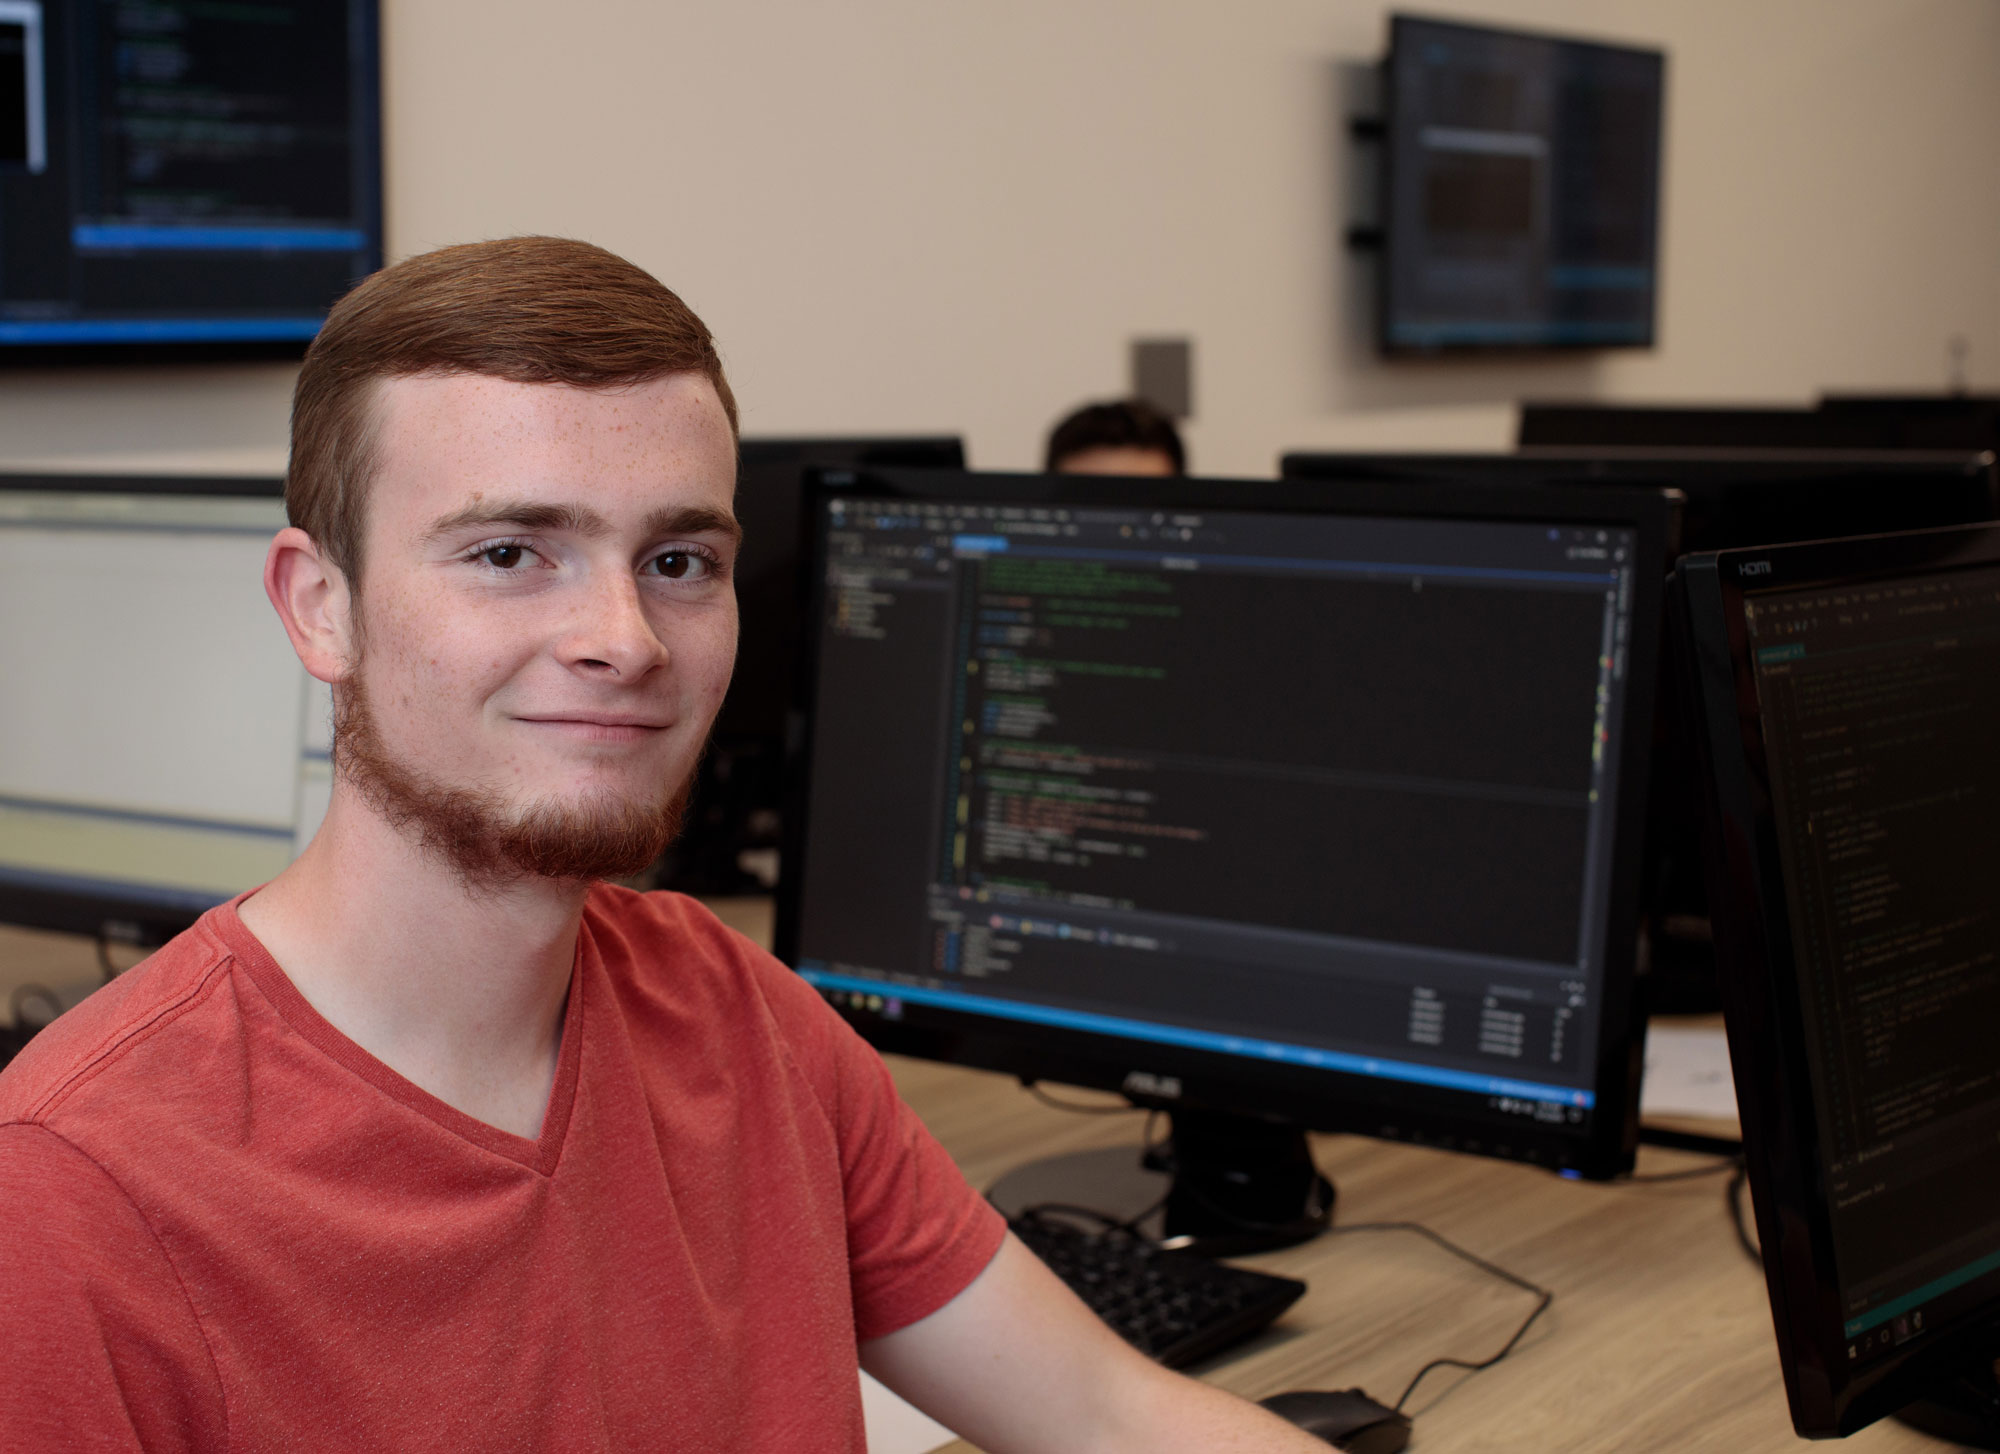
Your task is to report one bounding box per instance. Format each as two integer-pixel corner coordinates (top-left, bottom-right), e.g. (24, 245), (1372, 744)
(344, 371), (740, 831)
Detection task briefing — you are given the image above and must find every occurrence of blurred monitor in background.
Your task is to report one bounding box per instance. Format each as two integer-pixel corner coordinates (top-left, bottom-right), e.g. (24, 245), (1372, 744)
(0, 472), (319, 950)
(1045, 399), (1185, 477)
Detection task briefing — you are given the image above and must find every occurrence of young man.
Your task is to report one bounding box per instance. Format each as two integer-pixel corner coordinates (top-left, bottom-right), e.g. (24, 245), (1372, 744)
(0, 239), (1318, 1451)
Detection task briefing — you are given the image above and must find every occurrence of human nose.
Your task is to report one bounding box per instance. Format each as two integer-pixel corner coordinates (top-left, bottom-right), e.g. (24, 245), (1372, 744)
(557, 567), (670, 680)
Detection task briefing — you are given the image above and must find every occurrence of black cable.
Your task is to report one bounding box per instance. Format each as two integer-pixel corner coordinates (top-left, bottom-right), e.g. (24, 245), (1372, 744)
(1727, 1162), (1761, 1264)
(1010, 1197), (1170, 1238)
(1624, 1155), (1741, 1183)
(1024, 1081), (1147, 1116)
(1321, 1221), (1554, 1413)
(1636, 1124), (1742, 1157)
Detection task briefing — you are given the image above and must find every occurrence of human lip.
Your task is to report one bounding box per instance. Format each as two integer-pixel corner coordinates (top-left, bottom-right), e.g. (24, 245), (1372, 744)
(514, 713), (674, 741)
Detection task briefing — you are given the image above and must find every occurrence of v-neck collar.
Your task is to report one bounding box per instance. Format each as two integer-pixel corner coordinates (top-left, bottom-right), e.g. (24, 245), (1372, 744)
(212, 893), (586, 1177)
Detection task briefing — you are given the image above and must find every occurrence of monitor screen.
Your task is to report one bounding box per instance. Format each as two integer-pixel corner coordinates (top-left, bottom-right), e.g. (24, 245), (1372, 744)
(1680, 525), (2000, 1439)
(778, 469), (1675, 1181)
(1280, 450), (1999, 1010)
(1381, 14), (1664, 353)
(0, 473), (325, 944)
(0, 0), (381, 360)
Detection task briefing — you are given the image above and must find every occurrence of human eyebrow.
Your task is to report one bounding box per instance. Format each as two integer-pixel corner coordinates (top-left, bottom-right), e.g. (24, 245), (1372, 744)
(421, 501), (610, 544)
(642, 505), (743, 548)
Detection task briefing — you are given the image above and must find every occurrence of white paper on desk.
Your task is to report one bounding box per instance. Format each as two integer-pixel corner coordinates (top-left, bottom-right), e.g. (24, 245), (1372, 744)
(861, 1371), (957, 1454)
(1641, 1026), (1739, 1121)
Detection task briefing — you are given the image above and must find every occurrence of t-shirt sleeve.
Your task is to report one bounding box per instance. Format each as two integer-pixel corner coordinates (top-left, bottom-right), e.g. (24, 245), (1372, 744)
(744, 955), (1008, 1342)
(0, 1123), (227, 1452)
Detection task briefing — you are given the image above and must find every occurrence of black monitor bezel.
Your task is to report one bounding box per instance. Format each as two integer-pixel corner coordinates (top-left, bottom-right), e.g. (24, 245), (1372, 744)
(0, 471), (286, 945)
(0, 0), (383, 368)
(1379, 13), (1666, 357)
(1279, 448), (2000, 570)
(1283, 446), (1998, 495)
(777, 467), (1677, 1180)
(1516, 404), (1869, 451)
(1678, 523), (2000, 1436)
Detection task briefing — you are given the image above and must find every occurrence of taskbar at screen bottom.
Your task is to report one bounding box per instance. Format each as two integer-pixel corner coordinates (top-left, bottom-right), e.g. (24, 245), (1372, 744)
(797, 963), (1595, 1111)
(0, 317), (325, 345)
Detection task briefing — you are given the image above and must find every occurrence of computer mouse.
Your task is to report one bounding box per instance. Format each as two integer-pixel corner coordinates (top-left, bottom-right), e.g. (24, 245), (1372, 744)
(1259, 1388), (1413, 1453)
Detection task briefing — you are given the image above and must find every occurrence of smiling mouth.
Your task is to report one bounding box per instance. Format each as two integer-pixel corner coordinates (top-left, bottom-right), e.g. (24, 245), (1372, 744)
(515, 714), (675, 742)
(518, 714), (673, 729)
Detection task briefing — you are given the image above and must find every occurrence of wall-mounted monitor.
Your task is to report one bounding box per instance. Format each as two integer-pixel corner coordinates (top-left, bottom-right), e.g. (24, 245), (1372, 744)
(0, 0), (381, 363)
(1379, 14), (1664, 353)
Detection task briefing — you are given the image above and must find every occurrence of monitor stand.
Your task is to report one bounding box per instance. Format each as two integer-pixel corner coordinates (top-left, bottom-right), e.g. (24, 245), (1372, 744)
(985, 1108), (1334, 1258)
(1897, 1358), (2000, 1450)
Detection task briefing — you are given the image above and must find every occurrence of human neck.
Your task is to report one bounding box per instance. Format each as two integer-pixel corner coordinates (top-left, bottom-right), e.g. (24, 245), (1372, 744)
(238, 788), (587, 1141)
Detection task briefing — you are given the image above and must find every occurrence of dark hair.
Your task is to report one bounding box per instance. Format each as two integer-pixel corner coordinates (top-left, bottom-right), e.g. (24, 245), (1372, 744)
(288, 235), (737, 588)
(1044, 398), (1186, 474)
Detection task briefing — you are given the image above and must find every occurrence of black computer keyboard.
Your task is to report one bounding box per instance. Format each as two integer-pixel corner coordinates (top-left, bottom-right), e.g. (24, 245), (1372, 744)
(1010, 1213), (1308, 1368)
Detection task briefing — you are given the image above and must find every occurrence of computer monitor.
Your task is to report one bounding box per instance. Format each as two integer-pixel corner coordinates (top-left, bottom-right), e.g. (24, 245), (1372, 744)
(1678, 524), (2000, 1444)
(1816, 395), (2000, 454)
(0, 472), (325, 947)
(1377, 14), (1665, 353)
(657, 436), (964, 894)
(1279, 450), (1999, 1012)
(776, 467), (1674, 1248)
(0, 0), (382, 361)
(1517, 403), (1893, 451)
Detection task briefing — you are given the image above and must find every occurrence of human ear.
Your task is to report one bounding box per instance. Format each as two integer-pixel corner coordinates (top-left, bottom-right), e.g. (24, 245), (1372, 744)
(264, 526), (357, 684)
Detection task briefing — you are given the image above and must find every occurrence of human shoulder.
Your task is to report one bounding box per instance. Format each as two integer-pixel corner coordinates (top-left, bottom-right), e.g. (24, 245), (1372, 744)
(0, 1120), (167, 1258)
(0, 908), (240, 1129)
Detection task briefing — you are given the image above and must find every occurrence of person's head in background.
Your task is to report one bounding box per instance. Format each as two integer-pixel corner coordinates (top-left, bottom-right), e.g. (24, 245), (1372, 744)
(1044, 398), (1186, 476)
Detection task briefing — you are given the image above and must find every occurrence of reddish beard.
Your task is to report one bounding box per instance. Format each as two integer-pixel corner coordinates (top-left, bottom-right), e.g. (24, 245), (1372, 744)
(332, 671), (690, 888)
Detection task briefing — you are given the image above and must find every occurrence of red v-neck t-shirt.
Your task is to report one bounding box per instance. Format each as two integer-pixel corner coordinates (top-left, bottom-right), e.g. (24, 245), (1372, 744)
(0, 886), (1004, 1451)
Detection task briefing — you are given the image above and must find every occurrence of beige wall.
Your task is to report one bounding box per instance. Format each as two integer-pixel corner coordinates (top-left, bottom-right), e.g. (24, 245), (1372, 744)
(2, 0), (1996, 478)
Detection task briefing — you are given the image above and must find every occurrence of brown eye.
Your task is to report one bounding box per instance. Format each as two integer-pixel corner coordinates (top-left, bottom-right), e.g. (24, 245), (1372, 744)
(482, 544), (525, 569)
(651, 550), (706, 580)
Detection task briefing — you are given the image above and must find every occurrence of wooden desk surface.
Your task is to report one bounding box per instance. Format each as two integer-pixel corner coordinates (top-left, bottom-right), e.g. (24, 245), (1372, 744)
(0, 909), (1955, 1451)
(886, 1053), (1948, 1454)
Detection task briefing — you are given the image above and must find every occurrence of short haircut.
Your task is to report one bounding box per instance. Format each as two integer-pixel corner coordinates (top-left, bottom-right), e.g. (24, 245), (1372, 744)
(287, 235), (738, 588)
(1044, 398), (1186, 474)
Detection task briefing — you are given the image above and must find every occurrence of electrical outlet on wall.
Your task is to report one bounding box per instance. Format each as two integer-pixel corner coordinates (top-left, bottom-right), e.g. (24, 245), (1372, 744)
(1131, 337), (1194, 419)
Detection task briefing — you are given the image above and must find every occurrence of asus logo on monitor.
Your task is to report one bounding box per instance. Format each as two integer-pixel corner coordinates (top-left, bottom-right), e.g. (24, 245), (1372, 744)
(1738, 561), (1774, 576)
(1122, 1071), (1183, 1100)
